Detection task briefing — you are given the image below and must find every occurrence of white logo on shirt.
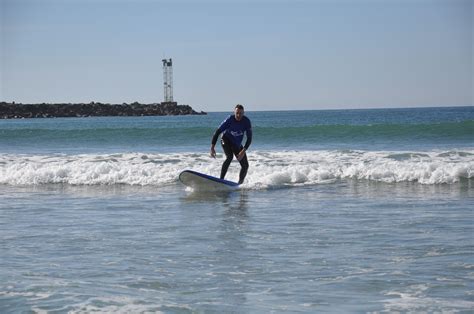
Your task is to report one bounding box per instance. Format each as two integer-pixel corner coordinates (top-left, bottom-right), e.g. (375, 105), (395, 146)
(230, 130), (243, 137)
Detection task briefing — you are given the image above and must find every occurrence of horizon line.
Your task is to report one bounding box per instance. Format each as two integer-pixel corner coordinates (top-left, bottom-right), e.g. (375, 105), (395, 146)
(1, 101), (472, 112)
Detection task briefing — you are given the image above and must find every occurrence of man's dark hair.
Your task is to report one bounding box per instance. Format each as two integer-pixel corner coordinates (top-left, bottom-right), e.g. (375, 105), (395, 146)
(235, 104), (244, 110)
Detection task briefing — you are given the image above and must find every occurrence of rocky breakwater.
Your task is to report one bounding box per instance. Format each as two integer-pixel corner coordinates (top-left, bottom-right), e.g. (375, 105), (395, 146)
(0, 102), (206, 119)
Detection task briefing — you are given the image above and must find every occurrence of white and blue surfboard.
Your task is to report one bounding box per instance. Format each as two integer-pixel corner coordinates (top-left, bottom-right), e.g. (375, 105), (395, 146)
(179, 170), (239, 191)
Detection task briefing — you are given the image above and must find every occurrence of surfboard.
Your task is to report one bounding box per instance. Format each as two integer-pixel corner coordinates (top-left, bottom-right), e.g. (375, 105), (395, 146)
(179, 170), (239, 191)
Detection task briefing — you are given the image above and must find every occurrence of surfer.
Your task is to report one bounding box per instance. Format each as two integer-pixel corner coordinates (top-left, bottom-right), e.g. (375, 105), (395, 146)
(210, 104), (252, 184)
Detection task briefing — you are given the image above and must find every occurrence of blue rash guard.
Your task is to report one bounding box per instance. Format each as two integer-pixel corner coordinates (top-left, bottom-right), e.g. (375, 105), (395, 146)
(212, 115), (252, 150)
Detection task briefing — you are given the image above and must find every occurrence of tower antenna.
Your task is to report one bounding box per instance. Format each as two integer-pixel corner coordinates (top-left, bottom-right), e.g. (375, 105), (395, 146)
(162, 58), (173, 102)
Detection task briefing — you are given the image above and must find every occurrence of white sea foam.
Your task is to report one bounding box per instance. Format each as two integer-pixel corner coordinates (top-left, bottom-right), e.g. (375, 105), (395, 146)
(0, 150), (472, 187)
(383, 284), (474, 312)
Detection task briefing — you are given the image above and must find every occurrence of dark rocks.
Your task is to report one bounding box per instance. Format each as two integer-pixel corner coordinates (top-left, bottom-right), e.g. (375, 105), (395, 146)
(0, 101), (207, 119)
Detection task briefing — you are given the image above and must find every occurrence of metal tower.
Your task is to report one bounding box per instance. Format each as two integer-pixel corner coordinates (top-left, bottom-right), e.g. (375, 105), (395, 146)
(162, 58), (173, 102)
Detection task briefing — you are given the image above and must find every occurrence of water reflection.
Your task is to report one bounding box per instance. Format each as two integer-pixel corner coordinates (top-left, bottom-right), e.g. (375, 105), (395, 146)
(345, 179), (474, 200)
(180, 190), (251, 308)
(181, 190), (249, 212)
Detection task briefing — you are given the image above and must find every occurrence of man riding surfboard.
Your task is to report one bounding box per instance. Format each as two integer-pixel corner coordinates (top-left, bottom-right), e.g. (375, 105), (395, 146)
(210, 104), (252, 184)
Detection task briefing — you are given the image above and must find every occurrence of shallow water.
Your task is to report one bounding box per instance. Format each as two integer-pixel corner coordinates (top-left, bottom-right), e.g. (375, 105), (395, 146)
(1, 181), (473, 312)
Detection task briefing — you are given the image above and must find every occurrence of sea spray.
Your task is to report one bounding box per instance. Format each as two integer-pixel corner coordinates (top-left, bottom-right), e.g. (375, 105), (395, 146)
(1, 150), (472, 187)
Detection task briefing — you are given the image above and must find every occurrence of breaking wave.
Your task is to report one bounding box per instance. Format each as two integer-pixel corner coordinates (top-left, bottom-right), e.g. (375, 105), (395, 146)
(1, 150), (472, 188)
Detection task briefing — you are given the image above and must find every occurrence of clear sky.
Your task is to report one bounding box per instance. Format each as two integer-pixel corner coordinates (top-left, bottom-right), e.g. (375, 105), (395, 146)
(1, 0), (472, 111)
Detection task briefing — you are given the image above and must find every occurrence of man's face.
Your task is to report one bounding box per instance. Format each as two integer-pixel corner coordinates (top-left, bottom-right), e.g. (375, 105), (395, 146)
(234, 108), (244, 121)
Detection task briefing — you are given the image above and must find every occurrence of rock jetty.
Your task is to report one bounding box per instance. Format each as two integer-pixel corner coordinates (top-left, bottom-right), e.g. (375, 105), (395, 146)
(0, 102), (206, 119)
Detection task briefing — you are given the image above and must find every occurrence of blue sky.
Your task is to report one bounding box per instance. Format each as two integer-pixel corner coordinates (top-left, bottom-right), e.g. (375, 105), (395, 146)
(1, 0), (472, 111)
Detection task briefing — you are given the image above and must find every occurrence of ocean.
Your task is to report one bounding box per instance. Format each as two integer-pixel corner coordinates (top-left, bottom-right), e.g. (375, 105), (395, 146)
(0, 106), (473, 312)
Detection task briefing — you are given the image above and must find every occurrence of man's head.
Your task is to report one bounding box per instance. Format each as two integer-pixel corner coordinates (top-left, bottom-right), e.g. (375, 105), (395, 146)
(234, 104), (244, 121)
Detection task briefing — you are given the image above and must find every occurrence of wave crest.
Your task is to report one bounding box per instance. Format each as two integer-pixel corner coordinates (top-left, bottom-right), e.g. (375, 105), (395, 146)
(0, 150), (472, 187)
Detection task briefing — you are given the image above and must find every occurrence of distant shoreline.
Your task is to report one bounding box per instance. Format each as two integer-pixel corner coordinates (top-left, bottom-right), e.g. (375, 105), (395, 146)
(0, 101), (206, 119)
